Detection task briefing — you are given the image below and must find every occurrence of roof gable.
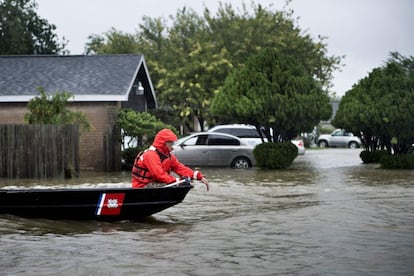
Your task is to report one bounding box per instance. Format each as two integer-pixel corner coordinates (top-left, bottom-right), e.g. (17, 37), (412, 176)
(0, 54), (156, 105)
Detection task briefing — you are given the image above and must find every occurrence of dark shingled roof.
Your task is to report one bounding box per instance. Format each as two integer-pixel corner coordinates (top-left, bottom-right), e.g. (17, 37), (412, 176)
(0, 54), (154, 103)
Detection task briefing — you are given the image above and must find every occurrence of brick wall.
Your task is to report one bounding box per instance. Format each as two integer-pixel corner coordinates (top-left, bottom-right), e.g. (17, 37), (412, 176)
(72, 102), (121, 171)
(0, 102), (121, 172)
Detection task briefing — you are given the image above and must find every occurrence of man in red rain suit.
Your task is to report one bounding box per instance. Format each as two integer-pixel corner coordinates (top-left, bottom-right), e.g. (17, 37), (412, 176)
(132, 129), (209, 190)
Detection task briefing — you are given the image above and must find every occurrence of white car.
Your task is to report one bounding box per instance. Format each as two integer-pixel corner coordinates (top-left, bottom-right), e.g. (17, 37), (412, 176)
(208, 124), (305, 155)
(317, 129), (362, 148)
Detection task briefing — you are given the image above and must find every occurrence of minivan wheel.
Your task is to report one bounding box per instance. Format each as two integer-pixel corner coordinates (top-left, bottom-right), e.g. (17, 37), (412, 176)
(318, 140), (328, 148)
(231, 157), (251, 168)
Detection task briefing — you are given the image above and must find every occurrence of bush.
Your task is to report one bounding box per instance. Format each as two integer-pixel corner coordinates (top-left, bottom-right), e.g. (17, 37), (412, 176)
(253, 142), (298, 169)
(380, 154), (414, 169)
(360, 150), (389, 163)
(121, 147), (140, 171)
(319, 126), (335, 134)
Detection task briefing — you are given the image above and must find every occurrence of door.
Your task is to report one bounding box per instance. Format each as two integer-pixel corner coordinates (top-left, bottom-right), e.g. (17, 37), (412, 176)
(207, 134), (241, 166)
(174, 134), (209, 166)
(330, 129), (347, 147)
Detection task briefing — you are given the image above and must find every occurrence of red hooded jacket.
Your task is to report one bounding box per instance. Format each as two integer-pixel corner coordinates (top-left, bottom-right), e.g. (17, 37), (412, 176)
(131, 129), (204, 188)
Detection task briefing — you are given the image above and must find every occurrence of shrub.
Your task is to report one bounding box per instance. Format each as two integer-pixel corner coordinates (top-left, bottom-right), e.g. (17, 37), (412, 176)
(319, 126), (335, 134)
(253, 142), (298, 169)
(360, 150), (389, 163)
(25, 87), (94, 133)
(380, 154), (414, 169)
(121, 147), (140, 171)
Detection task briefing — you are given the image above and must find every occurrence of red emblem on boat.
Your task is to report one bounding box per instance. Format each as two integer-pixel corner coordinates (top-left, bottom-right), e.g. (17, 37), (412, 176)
(96, 193), (125, 216)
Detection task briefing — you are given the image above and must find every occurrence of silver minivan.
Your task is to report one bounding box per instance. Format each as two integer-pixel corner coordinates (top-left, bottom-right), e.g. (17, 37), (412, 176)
(208, 124), (306, 155)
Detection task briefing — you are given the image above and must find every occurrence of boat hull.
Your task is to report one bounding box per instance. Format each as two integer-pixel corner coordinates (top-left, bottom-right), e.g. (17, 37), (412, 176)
(0, 185), (192, 221)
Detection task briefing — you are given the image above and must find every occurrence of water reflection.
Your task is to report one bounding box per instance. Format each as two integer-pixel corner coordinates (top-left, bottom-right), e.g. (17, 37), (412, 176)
(1, 149), (414, 275)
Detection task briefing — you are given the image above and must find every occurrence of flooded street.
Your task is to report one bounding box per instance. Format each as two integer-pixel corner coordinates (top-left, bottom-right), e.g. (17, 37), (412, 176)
(1, 149), (414, 275)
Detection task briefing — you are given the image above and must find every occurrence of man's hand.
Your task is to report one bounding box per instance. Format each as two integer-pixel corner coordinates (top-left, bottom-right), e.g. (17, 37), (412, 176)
(200, 177), (209, 191)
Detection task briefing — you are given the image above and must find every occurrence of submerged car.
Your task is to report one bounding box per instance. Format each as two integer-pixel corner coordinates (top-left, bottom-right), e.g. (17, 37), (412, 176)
(208, 124), (306, 155)
(317, 129), (362, 148)
(173, 132), (255, 168)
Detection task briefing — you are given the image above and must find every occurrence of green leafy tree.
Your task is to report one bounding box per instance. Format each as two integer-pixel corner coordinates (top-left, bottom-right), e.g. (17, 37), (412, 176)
(85, 2), (341, 132)
(211, 48), (332, 141)
(204, 2), (341, 91)
(153, 8), (232, 131)
(332, 52), (414, 154)
(131, 16), (169, 89)
(157, 3), (340, 131)
(116, 109), (176, 150)
(116, 109), (177, 170)
(0, 0), (66, 54)
(24, 87), (93, 132)
(85, 27), (139, 55)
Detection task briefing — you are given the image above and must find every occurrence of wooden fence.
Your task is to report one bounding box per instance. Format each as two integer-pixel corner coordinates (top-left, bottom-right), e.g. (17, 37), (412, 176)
(0, 124), (79, 179)
(104, 124), (121, 172)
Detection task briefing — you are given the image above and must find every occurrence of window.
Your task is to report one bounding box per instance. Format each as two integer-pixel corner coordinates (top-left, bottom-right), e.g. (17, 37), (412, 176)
(211, 128), (233, 135)
(208, 134), (240, 145)
(232, 128), (261, 138)
(183, 136), (198, 146)
(196, 135), (208, 145)
(332, 129), (345, 136)
(212, 127), (261, 138)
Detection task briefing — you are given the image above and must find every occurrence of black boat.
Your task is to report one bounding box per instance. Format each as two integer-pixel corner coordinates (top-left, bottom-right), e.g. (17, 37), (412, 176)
(0, 182), (192, 221)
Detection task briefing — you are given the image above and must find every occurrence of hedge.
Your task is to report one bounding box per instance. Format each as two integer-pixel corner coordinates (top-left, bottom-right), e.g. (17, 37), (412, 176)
(253, 142), (298, 169)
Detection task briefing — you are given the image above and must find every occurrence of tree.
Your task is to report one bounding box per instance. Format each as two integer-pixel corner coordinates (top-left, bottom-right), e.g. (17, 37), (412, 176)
(0, 0), (66, 54)
(115, 109), (177, 170)
(332, 52), (414, 154)
(85, 28), (139, 55)
(84, 2), (341, 132)
(158, 3), (340, 131)
(204, 2), (342, 91)
(152, 7), (232, 131)
(116, 109), (176, 150)
(211, 48), (332, 141)
(25, 87), (93, 132)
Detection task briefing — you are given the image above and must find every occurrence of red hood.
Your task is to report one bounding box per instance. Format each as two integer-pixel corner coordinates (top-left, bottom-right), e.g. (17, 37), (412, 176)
(153, 129), (178, 154)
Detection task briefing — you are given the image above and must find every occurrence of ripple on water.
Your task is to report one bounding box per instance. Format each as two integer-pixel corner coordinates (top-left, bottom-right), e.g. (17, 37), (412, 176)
(1, 150), (414, 275)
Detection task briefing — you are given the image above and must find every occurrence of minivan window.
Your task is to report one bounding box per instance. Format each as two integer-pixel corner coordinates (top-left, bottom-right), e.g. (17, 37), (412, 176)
(212, 128), (261, 138)
(211, 128), (233, 135)
(232, 128), (261, 138)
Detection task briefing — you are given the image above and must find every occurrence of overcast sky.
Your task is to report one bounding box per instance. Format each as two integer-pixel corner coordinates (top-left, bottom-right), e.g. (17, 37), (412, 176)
(35, 0), (414, 97)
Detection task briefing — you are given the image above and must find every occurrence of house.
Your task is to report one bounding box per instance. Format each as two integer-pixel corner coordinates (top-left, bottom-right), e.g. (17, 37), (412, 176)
(0, 54), (157, 172)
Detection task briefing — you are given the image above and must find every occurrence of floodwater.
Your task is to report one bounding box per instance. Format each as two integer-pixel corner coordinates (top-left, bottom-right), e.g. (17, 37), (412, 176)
(1, 149), (414, 275)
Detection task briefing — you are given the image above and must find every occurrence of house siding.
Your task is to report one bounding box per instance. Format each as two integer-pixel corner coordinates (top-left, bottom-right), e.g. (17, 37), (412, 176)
(0, 103), (27, 124)
(0, 102), (121, 172)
